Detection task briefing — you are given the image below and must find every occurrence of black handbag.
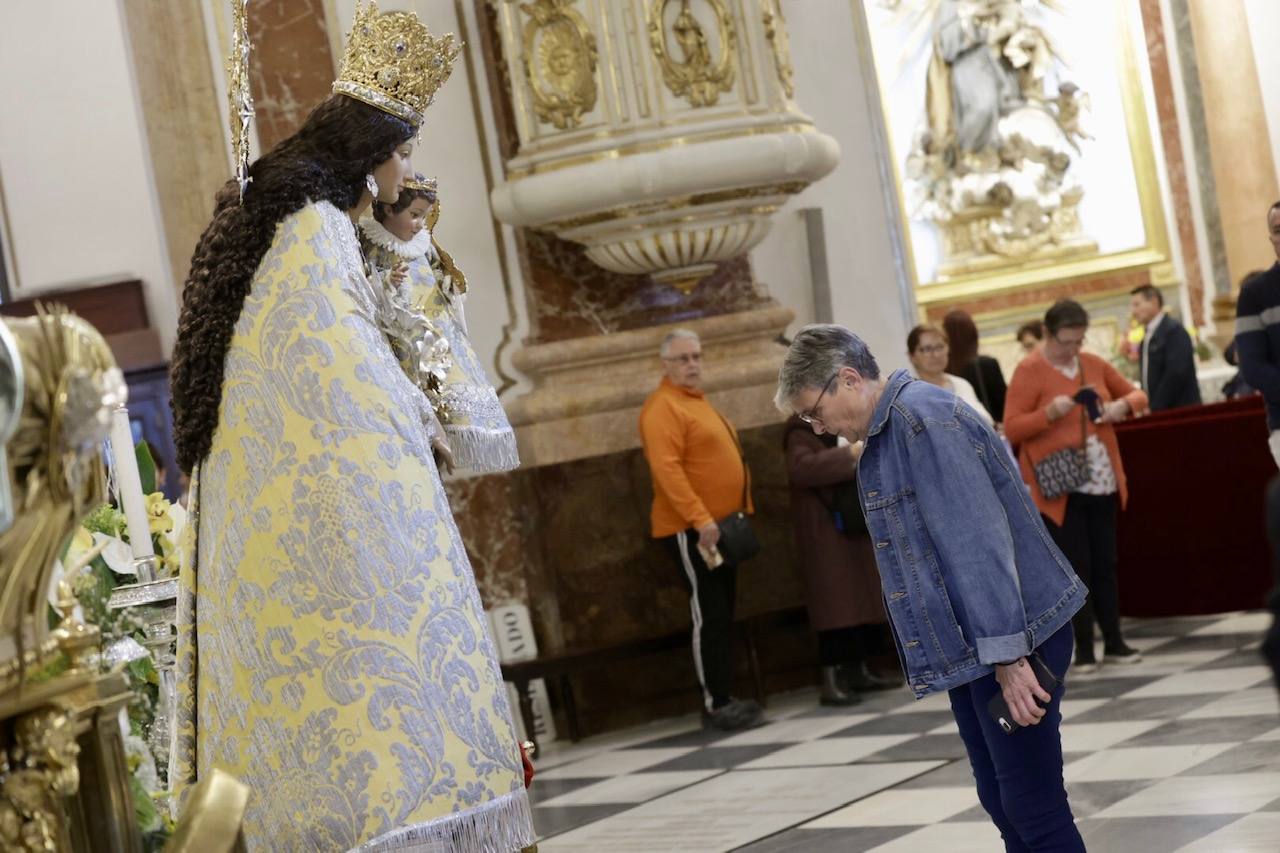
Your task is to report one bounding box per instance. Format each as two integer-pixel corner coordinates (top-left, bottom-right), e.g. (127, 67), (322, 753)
(713, 412), (761, 563)
(1033, 364), (1091, 500)
(824, 477), (869, 537)
(809, 433), (867, 537)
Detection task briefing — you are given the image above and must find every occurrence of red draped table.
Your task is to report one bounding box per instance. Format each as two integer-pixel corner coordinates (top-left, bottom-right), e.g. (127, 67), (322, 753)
(1114, 395), (1276, 617)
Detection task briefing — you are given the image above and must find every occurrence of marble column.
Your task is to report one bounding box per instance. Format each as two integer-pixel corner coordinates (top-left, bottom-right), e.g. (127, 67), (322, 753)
(1138, 0), (1206, 327)
(1184, 0), (1279, 299)
(120, 0), (227, 298)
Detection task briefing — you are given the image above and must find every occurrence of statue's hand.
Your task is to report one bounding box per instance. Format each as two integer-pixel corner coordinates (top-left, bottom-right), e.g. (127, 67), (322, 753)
(431, 435), (455, 476)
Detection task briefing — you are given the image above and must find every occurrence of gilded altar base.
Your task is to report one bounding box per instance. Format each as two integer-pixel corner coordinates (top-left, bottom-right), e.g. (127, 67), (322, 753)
(937, 201), (1099, 279)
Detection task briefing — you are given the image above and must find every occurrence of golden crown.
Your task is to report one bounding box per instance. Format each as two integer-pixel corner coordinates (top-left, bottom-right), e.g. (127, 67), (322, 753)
(332, 1), (461, 127)
(404, 174), (438, 193)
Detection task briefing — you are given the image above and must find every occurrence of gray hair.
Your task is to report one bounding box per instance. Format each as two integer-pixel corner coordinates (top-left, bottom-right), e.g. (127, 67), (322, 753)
(775, 324), (881, 413)
(659, 328), (700, 358)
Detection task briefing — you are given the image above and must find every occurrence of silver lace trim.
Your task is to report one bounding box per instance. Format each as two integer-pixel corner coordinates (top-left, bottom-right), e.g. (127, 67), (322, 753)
(359, 215), (434, 261)
(351, 787), (535, 853)
(443, 385), (519, 473)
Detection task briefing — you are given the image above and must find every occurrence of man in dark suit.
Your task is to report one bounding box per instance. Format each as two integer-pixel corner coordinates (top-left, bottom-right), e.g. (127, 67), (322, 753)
(1130, 285), (1202, 411)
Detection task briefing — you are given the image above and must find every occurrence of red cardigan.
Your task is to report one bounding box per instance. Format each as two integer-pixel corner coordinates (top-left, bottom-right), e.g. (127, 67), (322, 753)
(1004, 351), (1148, 526)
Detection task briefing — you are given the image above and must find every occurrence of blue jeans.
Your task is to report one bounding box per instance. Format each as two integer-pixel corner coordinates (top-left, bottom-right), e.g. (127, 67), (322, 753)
(949, 624), (1084, 852)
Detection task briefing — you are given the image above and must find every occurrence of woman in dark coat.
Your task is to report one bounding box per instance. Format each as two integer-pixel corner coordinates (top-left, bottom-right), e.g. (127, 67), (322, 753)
(945, 309), (1008, 424)
(784, 415), (898, 705)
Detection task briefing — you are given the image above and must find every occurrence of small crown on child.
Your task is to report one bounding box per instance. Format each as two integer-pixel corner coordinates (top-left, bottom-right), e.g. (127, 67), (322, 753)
(404, 175), (438, 193)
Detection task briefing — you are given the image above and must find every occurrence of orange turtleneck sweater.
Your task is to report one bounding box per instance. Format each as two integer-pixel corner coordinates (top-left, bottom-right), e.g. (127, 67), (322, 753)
(639, 377), (752, 538)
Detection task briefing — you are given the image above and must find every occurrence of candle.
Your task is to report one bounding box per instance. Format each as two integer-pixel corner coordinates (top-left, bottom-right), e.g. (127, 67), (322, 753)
(108, 406), (154, 561)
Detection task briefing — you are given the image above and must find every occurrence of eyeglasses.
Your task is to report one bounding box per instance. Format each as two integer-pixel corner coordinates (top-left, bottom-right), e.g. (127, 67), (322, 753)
(663, 352), (703, 365)
(1052, 333), (1086, 349)
(915, 344), (947, 355)
(798, 372), (839, 426)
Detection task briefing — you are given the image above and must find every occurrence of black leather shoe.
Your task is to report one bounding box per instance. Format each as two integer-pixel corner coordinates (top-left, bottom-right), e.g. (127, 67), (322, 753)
(819, 666), (863, 706)
(842, 661), (903, 691)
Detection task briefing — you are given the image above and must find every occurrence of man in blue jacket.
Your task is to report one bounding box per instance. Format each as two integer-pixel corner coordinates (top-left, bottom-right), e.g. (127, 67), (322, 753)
(776, 324), (1087, 853)
(1235, 201), (1280, 469)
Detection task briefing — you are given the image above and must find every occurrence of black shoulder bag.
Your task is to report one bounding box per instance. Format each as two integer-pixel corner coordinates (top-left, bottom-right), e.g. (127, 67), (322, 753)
(713, 412), (761, 563)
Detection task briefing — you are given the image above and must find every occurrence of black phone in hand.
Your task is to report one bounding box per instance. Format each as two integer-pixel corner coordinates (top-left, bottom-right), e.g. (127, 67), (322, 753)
(987, 653), (1063, 735)
(1073, 387), (1103, 422)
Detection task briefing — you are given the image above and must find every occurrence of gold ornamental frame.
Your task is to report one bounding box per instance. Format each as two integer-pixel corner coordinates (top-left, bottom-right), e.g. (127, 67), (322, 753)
(648, 0), (737, 108)
(857, 0), (1174, 309)
(762, 0), (795, 99)
(520, 0), (600, 130)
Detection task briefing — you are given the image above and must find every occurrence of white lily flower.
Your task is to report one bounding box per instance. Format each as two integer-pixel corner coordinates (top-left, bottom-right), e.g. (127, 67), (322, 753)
(93, 532), (136, 575)
(167, 499), (187, 545)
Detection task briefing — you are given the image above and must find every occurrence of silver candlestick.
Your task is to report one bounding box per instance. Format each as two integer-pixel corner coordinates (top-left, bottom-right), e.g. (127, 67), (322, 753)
(108, 554), (179, 779)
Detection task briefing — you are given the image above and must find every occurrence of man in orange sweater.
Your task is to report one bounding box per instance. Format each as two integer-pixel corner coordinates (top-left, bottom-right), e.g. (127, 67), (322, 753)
(639, 329), (762, 731)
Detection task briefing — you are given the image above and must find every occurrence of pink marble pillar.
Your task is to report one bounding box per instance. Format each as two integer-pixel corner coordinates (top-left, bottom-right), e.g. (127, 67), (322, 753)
(247, 0), (335, 151)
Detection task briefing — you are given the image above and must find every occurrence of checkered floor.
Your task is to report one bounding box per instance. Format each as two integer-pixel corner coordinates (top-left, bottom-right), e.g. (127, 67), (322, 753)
(527, 611), (1280, 852)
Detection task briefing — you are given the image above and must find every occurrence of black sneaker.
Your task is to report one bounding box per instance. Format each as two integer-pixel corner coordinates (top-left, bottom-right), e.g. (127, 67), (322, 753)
(1073, 651), (1099, 674)
(703, 698), (765, 731)
(1103, 643), (1143, 665)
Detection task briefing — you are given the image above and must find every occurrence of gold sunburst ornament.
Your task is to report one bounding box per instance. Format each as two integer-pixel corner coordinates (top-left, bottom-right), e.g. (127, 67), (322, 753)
(226, 0), (255, 201)
(332, 0), (462, 128)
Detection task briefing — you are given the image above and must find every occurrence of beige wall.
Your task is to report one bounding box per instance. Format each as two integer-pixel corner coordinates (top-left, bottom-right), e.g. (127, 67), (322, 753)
(750, 0), (915, 372)
(1245, 0), (1280, 204)
(0, 0), (177, 353)
(121, 0), (227, 309)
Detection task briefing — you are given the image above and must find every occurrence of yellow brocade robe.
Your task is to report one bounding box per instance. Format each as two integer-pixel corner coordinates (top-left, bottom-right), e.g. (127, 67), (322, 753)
(171, 201), (534, 851)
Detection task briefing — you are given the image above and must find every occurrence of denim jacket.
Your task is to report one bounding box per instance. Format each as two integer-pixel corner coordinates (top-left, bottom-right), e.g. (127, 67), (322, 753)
(858, 370), (1086, 697)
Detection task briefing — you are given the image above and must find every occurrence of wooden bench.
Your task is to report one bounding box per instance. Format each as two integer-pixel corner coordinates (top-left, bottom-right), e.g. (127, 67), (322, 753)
(501, 605), (809, 750)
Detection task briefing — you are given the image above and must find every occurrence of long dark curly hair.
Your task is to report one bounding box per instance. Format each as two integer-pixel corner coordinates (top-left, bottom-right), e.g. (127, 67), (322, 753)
(170, 95), (414, 473)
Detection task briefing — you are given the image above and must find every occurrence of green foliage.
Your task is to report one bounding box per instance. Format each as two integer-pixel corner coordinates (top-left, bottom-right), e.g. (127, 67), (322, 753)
(83, 504), (126, 538)
(125, 655), (160, 738)
(27, 653), (70, 684)
(130, 770), (162, 834)
(63, 505), (171, 845)
(135, 440), (157, 496)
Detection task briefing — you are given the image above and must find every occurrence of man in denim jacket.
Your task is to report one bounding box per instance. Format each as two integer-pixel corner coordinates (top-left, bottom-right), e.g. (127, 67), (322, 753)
(777, 324), (1087, 853)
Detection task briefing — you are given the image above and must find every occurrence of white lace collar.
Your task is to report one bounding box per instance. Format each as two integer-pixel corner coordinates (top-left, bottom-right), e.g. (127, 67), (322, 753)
(359, 215), (433, 260)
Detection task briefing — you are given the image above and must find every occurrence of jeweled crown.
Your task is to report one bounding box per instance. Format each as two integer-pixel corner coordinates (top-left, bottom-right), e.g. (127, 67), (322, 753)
(332, 1), (461, 127)
(404, 174), (438, 193)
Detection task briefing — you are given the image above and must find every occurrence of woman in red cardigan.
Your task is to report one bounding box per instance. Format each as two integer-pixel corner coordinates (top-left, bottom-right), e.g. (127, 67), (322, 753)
(1005, 300), (1149, 672)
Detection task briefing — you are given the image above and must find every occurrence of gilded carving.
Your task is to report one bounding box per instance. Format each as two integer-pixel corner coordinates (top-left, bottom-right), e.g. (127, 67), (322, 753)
(0, 310), (123, 696)
(519, 0), (599, 130)
(648, 0), (736, 107)
(0, 710), (80, 851)
(761, 0), (794, 98)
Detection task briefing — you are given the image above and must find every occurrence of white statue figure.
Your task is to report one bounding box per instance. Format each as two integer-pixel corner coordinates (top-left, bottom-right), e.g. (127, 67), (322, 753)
(892, 0), (1095, 272)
